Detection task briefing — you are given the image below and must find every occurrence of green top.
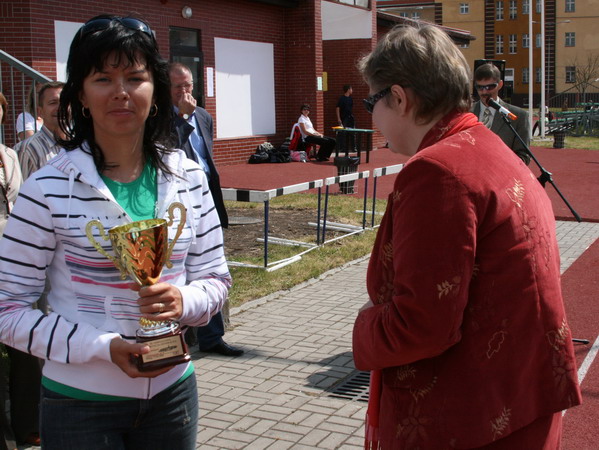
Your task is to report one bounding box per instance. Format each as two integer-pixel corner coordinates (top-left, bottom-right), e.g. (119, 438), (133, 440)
(101, 161), (158, 222)
(42, 364), (194, 401)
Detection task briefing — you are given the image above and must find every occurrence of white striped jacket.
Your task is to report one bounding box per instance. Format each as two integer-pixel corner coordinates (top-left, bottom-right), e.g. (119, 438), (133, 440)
(0, 144), (231, 398)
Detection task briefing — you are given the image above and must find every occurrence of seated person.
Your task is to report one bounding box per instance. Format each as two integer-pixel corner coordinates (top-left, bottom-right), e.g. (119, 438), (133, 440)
(297, 104), (335, 162)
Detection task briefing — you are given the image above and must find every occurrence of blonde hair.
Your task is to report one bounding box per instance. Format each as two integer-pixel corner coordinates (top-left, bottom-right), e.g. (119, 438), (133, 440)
(0, 92), (7, 124)
(358, 24), (471, 124)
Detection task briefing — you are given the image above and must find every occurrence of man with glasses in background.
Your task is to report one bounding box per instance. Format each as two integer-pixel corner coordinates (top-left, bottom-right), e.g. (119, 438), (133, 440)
(170, 62), (243, 357)
(471, 63), (530, 165)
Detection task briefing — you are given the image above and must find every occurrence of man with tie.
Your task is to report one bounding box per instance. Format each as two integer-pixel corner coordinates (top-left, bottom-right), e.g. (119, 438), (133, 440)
(471, 63), (530, 165)
(170, 62), (243, 357)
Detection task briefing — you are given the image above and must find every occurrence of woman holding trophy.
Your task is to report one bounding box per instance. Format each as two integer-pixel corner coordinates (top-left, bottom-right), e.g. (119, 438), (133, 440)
(0, 15), (231, 449)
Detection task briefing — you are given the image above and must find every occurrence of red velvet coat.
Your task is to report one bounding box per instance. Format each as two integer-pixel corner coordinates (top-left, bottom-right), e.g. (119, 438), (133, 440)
(353, 111), (581, 448)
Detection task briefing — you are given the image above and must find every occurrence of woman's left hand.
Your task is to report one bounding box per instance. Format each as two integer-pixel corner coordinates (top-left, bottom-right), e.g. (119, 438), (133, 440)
(132, 282), (184, 321)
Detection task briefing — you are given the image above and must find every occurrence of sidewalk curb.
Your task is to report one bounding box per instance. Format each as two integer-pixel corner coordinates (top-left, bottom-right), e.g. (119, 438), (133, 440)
(229, 254), (371, 317)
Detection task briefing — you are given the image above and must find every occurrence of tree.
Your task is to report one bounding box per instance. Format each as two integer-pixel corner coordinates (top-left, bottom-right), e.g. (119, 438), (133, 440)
(571, 53), (599, 103)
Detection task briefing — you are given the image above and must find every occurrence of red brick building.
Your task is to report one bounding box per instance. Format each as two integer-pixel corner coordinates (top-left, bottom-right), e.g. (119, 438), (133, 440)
(0, 0), (380, 164)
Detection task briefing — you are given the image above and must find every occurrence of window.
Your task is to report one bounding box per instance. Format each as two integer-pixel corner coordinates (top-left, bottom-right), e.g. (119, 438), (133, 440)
(522, 0), (529, 14)
(399, 12), (408, 18)
(338, 0), (370, 7)
(509, 0), (517, 19)
(460, 42), (470, 49)
(522, 33), (530, 48)
(509, 34), (517, 53)
(523, 67), (529, 84)
(496, 1), (504, 20)
(565, 0), (575, 12)
(536, 33), (542, 48)
(536, 67), (542, 83)
(496, 35), (504, 54)
(412, 12), (421, 19)
(460, 3), (469, 14)
(536, 0), (542, 13)
(565, 32), (576, 47)
(565, 66), (576, 83)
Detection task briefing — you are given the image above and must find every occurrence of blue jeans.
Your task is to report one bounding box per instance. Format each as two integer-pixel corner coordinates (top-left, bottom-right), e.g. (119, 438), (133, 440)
(40, 373), (198, 450)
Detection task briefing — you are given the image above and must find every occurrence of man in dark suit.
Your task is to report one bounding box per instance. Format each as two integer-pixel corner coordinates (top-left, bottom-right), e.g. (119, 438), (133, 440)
(170, 62), (243, 357)
(471, 63), (531, 165)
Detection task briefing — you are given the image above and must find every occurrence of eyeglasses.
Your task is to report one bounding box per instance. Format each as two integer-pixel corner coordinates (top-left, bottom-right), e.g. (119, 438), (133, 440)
(363, 87), (391, 114)
(79, 17), (154, 40)
(475, 82), (499, 91)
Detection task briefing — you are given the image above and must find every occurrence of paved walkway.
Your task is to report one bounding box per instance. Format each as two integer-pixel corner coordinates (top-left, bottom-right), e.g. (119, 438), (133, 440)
(191, 220), (599, 450)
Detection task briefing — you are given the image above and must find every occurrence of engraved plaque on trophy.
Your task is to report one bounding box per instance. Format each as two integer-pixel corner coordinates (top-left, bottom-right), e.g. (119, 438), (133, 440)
(86, 202), (191, 371)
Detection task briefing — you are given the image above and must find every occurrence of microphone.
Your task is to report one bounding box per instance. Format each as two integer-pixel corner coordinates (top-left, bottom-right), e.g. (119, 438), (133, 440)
(488, 98), (517, 121)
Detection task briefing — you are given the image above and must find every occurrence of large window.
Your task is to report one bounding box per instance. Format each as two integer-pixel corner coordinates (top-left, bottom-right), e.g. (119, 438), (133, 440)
(496, 35), (504, 54)
(496, 1), (504, 20)
(536, 0), (542, 13)
(565, 0), (575, 12)
(509, 0), (517, 19)
(536, 33), (542, 48)
(565, 66), (576, 83)
(509, 34), (517, 53)
(565, 32), (576, 47)
(412, 11), (421, 19)
(522, 67), (529, 84)
(536, 67), (542, 83)
(460, 3), (469, 14)
(522, 33), (530, 48)
(522, 0), (529, 14)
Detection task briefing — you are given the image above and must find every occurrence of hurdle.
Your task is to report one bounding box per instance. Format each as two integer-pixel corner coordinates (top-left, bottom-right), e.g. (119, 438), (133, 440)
(222, 179), (324, 271)
(369, 164), (404, 227)
(320, 170), (370, 245)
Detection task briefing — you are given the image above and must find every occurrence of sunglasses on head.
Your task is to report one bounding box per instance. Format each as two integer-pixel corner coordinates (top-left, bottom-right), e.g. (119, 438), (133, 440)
(475, 82), (499, 91)
(363, 87), (391, 114)
(79, 17), (154, 40)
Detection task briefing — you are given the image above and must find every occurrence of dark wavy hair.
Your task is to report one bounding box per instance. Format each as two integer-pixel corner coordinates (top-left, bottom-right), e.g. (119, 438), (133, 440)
(57, 15), (174, 174)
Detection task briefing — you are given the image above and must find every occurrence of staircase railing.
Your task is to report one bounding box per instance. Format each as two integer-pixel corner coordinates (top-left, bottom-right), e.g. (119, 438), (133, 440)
(0, 49), (52, 148)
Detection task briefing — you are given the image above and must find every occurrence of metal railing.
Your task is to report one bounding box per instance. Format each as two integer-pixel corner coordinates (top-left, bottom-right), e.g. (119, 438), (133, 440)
(0, 49), (52, 148)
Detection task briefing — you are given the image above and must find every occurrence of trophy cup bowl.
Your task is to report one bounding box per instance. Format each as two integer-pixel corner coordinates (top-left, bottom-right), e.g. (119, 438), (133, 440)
(86, 202), (191, 372)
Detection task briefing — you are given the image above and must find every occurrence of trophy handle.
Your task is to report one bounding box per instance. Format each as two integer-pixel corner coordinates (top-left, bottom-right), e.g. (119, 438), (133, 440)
(164, 202), (187, 269)
(85, 220), (127, 279)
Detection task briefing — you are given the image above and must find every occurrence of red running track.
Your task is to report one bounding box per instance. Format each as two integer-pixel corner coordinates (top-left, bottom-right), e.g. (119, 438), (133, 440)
(219, 146), (599, 222)
(562, 238), (599, 449)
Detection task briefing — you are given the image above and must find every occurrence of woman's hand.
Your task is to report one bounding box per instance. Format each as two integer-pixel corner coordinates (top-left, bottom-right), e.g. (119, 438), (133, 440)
(131, 282), (184, 322)
(109, 337), (173, 378)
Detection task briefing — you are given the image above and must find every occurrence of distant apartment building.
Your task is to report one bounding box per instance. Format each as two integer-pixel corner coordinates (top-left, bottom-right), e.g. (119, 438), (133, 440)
(378, 0), (599, 107)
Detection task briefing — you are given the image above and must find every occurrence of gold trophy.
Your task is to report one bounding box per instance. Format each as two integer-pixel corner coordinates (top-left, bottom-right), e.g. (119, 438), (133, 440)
(86, 202), (191, 371)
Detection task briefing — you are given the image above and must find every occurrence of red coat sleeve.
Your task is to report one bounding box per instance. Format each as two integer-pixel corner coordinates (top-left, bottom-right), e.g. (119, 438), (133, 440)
(353, 156), (477, 370)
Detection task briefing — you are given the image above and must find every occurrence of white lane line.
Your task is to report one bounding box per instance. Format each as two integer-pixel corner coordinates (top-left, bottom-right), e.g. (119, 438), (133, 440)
(578, 335), (599, 385)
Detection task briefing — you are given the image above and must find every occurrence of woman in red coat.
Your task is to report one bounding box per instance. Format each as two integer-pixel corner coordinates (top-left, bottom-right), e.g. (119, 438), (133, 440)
(353, 25), (581, 449)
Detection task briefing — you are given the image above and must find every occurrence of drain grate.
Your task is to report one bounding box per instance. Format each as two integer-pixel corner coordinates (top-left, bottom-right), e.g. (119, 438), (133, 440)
(328, 370), (370, 403)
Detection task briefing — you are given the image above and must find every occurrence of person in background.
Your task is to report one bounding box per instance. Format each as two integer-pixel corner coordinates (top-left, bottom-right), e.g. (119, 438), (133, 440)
(353, 24), (580, 448)
(17, 81), (66, 179)
(297, 104), (335, 162)
(15, 84), (43, 142)
(0, 92), (40, 448)
(169, 63), (243, 357)
(336, 84), (354, 128)
(0, 15), (231, 449)
(471, 63), (530, 165)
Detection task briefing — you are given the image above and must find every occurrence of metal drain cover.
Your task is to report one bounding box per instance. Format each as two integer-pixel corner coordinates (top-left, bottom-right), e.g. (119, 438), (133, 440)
(328, 370), (370, 402)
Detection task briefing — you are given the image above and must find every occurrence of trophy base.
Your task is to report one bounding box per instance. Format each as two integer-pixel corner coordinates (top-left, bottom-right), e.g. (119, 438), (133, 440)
(135, 322), (191, 372)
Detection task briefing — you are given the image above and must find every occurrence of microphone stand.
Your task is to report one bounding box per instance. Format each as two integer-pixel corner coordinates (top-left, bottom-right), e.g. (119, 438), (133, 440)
(496, 112), (588, 345)
(496, 113), (582, 223)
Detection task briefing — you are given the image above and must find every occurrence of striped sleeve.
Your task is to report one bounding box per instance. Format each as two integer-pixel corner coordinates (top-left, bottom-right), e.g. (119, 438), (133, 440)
(0, 176), (118, 364)
(177, 166), (232, 327)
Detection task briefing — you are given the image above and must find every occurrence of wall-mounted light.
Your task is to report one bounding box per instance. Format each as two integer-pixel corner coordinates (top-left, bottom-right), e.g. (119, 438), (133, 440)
(182, 6), (192, 19)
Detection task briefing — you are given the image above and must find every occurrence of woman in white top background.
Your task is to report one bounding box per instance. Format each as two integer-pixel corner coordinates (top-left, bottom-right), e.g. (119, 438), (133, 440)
(297, 104), (336, 162)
